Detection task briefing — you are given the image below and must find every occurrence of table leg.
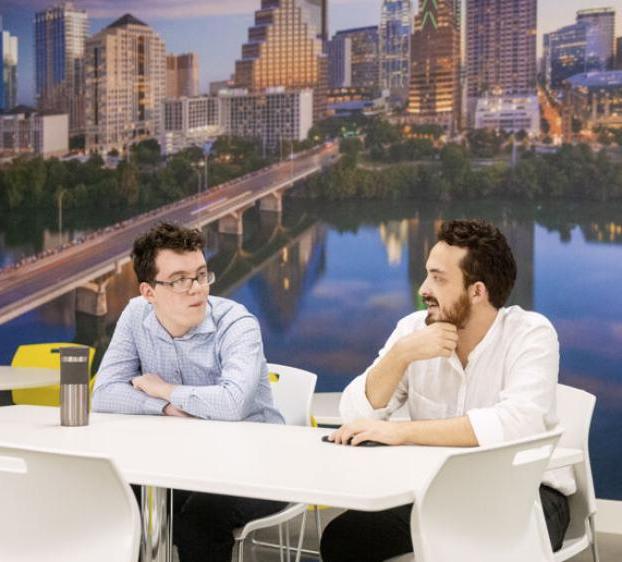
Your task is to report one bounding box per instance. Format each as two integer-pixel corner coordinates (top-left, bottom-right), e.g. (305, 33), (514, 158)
(140, 485), (172, 562)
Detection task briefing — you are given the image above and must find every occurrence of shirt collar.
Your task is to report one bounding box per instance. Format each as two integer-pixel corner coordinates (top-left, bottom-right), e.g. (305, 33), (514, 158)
(466, 307), (505, 365)
(142, 299), (216, 342)
(446, 308), (505, 372)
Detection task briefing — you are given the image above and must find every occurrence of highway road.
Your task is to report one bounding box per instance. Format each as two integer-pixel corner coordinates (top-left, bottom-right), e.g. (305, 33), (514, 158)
(0, 144), (338, 324)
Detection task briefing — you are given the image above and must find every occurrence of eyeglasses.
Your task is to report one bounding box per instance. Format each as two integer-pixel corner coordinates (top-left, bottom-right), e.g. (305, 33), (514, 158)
(152, 271), (215, 293)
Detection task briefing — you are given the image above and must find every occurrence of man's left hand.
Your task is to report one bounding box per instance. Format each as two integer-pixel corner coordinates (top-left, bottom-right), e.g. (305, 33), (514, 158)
(132, 373), (174, 401)
(329, 419), (405, 446)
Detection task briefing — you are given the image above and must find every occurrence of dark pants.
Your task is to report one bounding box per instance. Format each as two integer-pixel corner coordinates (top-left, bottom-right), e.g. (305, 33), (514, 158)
(133, 486), (286, 562)
(320, 485), (570, 562)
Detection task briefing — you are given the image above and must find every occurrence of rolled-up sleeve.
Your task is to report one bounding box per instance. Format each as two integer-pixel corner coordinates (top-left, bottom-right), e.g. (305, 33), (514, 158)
(93, 304), (168, 415)
(169, 316), (264, 420)
(340, 319), (410, 422)
(467, 322), (559, 446)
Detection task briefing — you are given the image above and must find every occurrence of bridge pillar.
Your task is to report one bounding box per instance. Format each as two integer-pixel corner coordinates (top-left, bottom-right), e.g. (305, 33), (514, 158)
(75, 273), (115, 317)
(218, 212), (244, 236)
(258, 191), (283, 213)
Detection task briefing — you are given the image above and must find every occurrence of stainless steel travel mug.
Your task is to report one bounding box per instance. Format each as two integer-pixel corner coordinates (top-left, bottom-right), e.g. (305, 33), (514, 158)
(60, 347), (90, 426)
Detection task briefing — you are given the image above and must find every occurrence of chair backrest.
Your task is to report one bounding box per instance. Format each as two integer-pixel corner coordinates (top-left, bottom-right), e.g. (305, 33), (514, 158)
(555, 383), (597, 540)
(410, 431), (562, 562)
(0, 444), (140, 562)
(11, 343), (95, 406)
(267, 363), (317, 426)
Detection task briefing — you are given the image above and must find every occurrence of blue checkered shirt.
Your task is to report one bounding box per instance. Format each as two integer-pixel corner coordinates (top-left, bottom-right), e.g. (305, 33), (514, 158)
(92, 295), (284, 423)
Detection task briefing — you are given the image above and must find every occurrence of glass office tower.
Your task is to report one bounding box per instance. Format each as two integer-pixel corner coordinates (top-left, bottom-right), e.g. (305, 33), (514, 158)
(330, 27), (380, 92)
(577, 8), (616, 71)
(34, 2), (88, 136)
(379, 0), (412, 103)
(408, 0), (461, 132)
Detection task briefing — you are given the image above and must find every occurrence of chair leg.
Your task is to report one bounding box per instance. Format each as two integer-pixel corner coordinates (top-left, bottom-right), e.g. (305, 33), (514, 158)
(588, 514), (600, 562)
(294, 510), (307, 562)
(285, 520), (291, 562)
(314, 505), (323, 555)
(237, 539), (244, 562)
(278, 524), (285, 562)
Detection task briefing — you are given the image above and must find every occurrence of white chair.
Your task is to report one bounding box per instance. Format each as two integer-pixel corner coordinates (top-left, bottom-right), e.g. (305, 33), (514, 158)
(387, 431), (562, 562)
(233, 363), (318, 562)
(553, 383), (599, 562)
(0, 444), (140, 562)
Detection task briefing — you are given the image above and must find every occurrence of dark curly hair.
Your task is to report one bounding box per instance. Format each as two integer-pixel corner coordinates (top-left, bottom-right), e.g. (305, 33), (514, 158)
(132, 223), (205, 284)
(437, 219), (517, 309)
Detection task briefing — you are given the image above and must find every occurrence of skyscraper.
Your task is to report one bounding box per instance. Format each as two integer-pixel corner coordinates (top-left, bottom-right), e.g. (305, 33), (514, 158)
(234, 0), (328, 120)
(466, 0), (537, 124)
(544, 22), (596, 91)
(34, 2), (88, 136)
(1, 21), (18, 112)
(328, 34), (352, 88)
(577, 8), (616, 71)
(166, 53), (200, 98)
(379, 0), (412, 103)
(408, 0), (461, 131)
(329, 27), (379, 92)
(84, 14), (166, 153)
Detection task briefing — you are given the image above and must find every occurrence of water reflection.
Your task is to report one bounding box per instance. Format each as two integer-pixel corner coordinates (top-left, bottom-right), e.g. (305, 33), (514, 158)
(0, 198), (621, 499)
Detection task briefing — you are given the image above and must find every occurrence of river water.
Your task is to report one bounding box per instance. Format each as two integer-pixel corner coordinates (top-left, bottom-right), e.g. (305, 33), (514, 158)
(1, 198), (621, 499)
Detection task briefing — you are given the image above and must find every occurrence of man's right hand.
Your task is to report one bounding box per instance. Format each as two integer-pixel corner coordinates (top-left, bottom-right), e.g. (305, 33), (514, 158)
(163, 403), (191, 417)
(395, 322), (458, 363)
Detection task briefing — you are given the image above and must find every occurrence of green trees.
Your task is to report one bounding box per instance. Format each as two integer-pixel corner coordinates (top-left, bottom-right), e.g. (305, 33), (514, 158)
(300, 142), (622, 203)
(0, 136), (271, 212)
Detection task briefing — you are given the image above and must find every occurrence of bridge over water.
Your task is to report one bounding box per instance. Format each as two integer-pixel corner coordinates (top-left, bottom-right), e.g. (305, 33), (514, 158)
(0, 144), (338, 324)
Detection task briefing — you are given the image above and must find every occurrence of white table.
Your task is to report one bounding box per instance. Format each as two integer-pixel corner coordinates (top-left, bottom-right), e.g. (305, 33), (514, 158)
(0, 366), (59, 391)
(313, 391), (409, 426)
(0, 406), (583, 561)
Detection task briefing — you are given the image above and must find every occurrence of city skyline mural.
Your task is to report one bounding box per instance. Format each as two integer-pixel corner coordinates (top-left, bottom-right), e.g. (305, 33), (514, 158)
(1, 0), (621, 527)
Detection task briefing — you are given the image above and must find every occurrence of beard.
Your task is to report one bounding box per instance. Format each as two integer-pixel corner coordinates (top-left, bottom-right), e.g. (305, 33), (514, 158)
(425, 291), (472, 329)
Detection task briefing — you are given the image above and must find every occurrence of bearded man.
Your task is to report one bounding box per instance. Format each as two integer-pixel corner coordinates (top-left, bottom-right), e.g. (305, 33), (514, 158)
(320, 219), (573, 562)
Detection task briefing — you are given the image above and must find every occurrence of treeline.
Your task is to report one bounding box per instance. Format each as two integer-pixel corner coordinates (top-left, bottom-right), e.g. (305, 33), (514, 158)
(301, 142), (622, 202)
(0, 137), (272, 212)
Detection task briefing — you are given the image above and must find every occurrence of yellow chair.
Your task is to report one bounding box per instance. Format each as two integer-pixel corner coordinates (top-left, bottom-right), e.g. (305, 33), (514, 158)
(11, 343), (95, 407)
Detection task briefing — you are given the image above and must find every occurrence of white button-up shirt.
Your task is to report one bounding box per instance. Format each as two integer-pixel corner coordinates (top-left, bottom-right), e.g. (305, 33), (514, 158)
(340, 306), (576, 495)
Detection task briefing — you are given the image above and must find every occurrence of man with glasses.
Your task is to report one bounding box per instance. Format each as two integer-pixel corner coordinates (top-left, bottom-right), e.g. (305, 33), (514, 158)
(93, 222), (285, 562)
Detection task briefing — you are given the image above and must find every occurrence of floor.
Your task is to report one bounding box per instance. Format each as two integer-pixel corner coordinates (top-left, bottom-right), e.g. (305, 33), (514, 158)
(170, 507), (622, 561)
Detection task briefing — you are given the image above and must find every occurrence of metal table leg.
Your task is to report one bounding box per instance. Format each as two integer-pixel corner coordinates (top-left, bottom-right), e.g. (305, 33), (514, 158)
(140, 485), (173, 562)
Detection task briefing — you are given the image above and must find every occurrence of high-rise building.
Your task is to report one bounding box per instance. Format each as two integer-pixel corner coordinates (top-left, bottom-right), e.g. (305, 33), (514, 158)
(84, 14), (166, 154)
(466, 0), (537, 124)
(160, 95), (221, 155)
(616, 37), (622, 70)
(234, 0), (328, 121)
(219, 88), (314, 151)
(34, 2), (88, 136)
(1, 23), (18, 112)
(577, 8), (616, 71)
(166, 53), (200, 98)
(543, 23), (591, 91)
(379, 0), (412, 103)
(408, 0), (461, 132)
(330, 27), (380, 92)
(328, 34), (352, 88)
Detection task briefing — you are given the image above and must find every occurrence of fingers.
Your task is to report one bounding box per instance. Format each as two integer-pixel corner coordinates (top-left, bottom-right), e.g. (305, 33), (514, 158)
(329, 422), (361, 445)
(350, 431), (373, 446)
